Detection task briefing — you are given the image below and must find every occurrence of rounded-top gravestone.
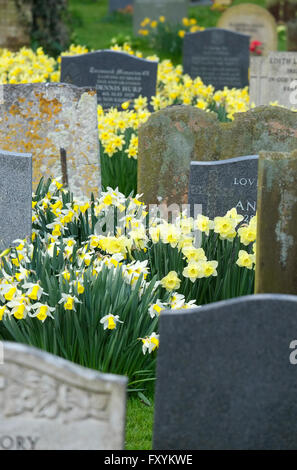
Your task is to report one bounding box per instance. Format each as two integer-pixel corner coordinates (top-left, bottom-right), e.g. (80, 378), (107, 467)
(217, 3), (278, 55)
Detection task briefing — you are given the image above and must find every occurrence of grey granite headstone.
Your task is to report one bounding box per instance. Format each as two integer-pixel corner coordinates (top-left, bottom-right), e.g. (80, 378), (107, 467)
(0, 150), (32, 250)
(133, 0), (188, 36)
(188, 155), (258, 221)
(250, 52), (297, 108)
(109, 0), (133, 13)
(153, 294), (297, 450)
(182, 28), (250, 90)
(61, 50), (158, 110)
(0, 342), (127, 450)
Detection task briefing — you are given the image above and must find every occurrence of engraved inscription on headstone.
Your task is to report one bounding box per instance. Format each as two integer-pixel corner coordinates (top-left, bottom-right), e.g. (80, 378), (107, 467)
(250, 52), (297, 107)
(0, 150), (32, 250)
(188, 156), (258, 221)
(182, 28), (250, 90)
(61, 50), (158, 110)
(0, 342), (127, 450)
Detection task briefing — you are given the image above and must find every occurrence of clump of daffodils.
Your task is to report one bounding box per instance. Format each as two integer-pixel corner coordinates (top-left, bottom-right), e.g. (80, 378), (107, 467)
(0, 179), (256, 385)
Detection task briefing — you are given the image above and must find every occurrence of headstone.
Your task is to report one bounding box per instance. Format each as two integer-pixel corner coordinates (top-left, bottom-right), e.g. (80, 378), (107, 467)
(133, 0), (188, 36)
(217, 3), (278, 55)
(0, 0), (32, 50)
(0, 83), (100, 200)
(255, 150), (297, 296)
(250, 52), (297, 108)
(138, 105), (297, 206)
(190, 0), (212, 5)
(287, 20), (297, 52)
(182, 28), (250, 90)
(61, 50), (158, 110)
(188, 155), (258, 222)
(0, 342), (127, 450)
(109, 0), (133, 13)
(0, 150), (32, 250)
(153, 294), (297, 450)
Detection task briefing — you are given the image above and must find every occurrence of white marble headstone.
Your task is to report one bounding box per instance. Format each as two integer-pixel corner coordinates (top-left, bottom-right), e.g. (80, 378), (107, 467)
(0, 342), (127, 450)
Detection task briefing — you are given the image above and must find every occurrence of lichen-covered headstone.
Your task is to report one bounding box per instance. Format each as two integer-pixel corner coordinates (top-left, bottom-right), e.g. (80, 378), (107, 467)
(255, 150), (297, 295)
(153, 294), (297, 449)
(0, 83), (100, 200)
(182, 28), (250, 90)
(138, 105), (297, 206)
(0, 150), (32, 250)
(0, 342), (127, 450)
(217, 3), (277, 55)
(250, 52), (297, 107)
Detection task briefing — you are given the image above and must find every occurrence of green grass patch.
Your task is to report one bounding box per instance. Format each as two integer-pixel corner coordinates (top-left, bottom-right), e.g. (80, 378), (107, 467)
(125, 394), (155, 450)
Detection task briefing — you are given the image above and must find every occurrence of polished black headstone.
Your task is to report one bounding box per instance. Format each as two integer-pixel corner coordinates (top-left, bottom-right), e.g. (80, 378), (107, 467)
(188, 155), (258, 222)
(183, 28), (250, 90)
(153, 294), (297, 450)
(61, 50), (158, 110)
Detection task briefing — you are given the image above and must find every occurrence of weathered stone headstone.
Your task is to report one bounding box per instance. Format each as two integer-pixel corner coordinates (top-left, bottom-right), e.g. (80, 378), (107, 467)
(0, 0), (32, 50)
(61, 50), (158, 110)
(109, 0), (133, 12)
(0, 342), (127, 450)
(0, 150), (32, 250)
(0, 83), (100, 200)
(188, 155), (258, 221)
(255, 150), (297, 296)
(133, 0), (188, 36)
(182, 28), (250, 90)
(217, 3), (278, 55)
(138, 105), (297, 206)
(154, 294), (297, 450)
(250, 52), (297, 108)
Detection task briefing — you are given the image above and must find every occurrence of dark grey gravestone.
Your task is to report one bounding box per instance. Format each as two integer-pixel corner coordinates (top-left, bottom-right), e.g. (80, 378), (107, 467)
(153, 294), (297, 450)
(133, 0), (188, 36)
(0, 150), (32, 250)
(188, 155), (258, 222)
(183, 28), (250, 90)
(60, 50), (158, 110)
(109, 0), (133, 13)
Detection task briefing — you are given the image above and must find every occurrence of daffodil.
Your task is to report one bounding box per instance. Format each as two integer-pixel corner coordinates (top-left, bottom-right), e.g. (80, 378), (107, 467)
(160, 271), (181, 292)
(100, 314), (122, 330)
(30, 303), (55, 322)
(140, 332), (159, 354)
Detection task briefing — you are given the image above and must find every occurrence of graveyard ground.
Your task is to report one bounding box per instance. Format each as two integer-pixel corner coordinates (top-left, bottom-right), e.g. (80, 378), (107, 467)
(69, 0), (286, 62)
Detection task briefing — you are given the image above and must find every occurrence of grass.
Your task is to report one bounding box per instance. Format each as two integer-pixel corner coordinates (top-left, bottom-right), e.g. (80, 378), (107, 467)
(125, 393), (155, 450)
